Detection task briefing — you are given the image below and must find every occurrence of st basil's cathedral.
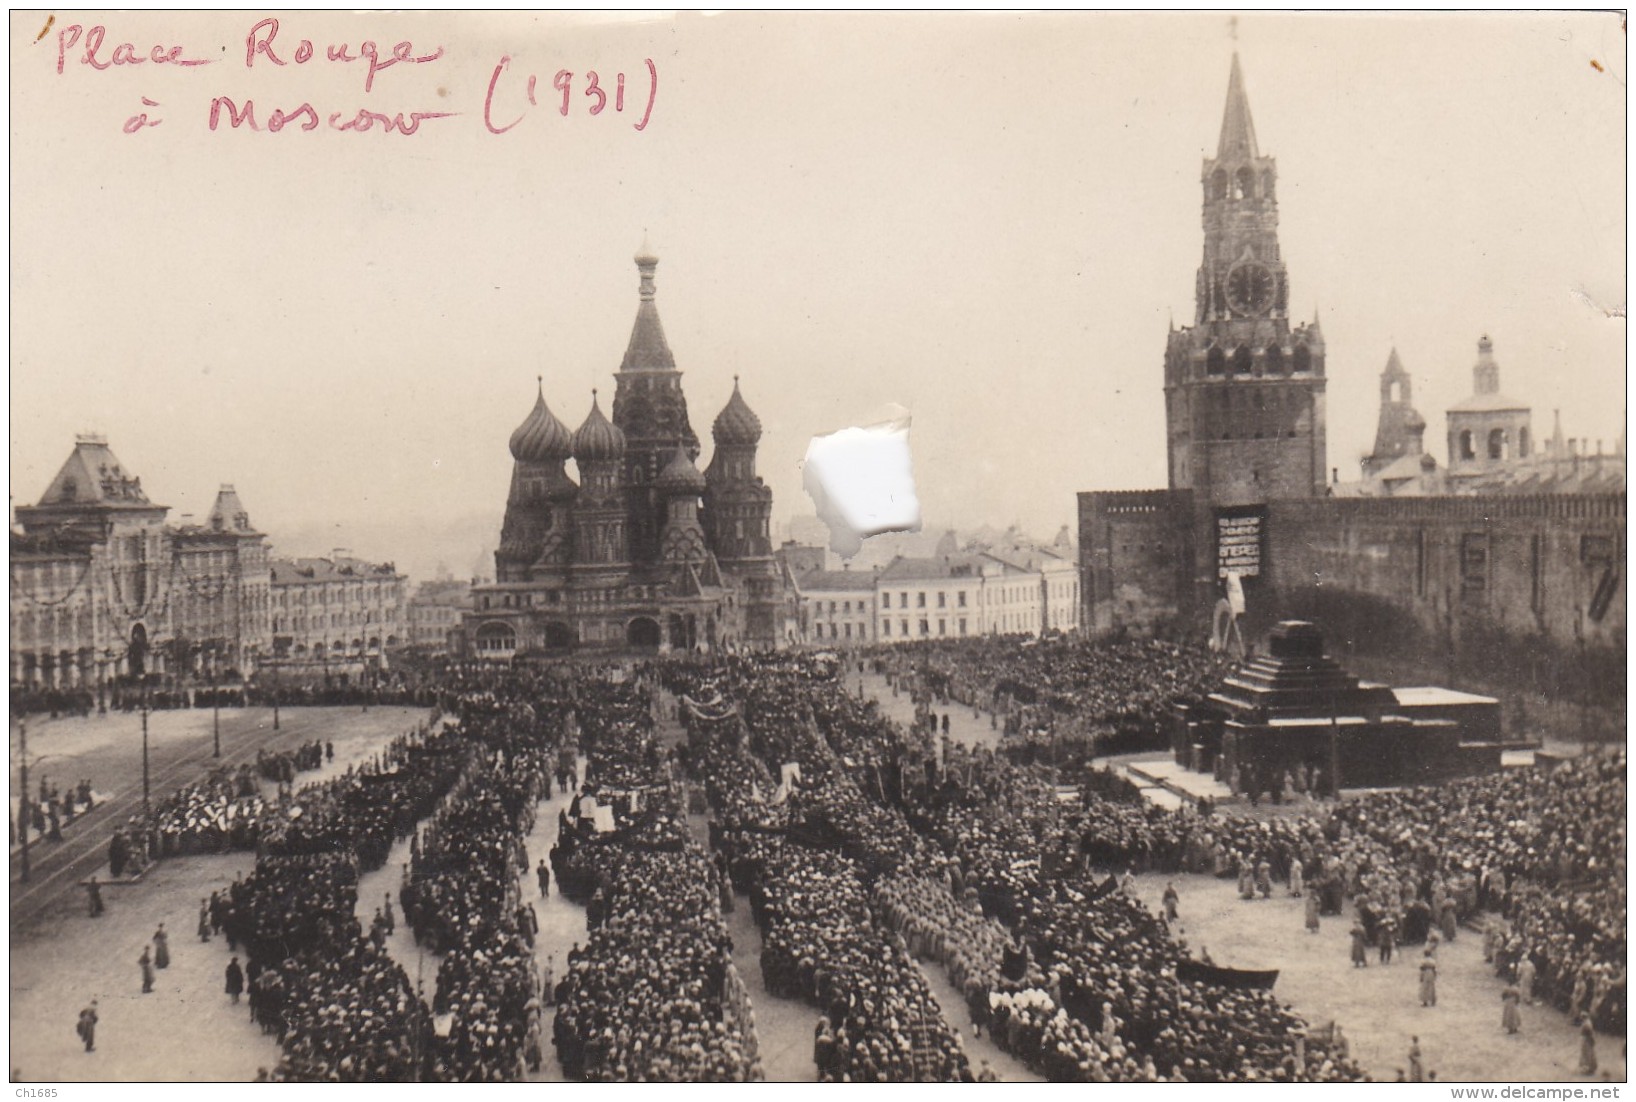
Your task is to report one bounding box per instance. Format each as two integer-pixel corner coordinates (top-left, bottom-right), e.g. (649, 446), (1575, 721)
(461, 245), (798, 656)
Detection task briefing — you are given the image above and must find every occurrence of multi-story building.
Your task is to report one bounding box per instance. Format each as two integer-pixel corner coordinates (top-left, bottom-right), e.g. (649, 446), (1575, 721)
(169, 486), (273, 676)
(796, 567), (878, 646)
(10, 436), (271, 692)
(876, 556), (984, 642)
(269, 554), (407, 676)
(406, 577), (475, 653)
(981, 548), (1079, 634)
(459, 247), (797, 657)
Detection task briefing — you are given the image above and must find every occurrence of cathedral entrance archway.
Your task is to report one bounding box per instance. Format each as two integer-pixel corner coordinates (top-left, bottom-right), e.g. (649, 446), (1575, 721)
(475, 622), (517, 656)
(129, 623), (148, 679)
(627, 617), (661, 650)
(543, 621), (575, 651)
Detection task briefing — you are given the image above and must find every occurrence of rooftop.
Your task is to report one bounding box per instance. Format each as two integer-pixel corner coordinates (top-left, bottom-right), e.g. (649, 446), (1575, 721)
(796, 568), (877, 593)
(878, 554), (985, 583)
(271, 556), (402, 584)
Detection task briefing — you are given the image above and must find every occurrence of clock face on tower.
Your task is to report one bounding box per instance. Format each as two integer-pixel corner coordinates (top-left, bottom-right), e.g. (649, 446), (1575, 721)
(1226, 261), (1276, 317)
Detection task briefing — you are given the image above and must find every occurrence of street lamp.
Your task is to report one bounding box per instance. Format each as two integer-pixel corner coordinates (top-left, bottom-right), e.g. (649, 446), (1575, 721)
(140, 691), (151, 817)
(210, 646), (221, 759)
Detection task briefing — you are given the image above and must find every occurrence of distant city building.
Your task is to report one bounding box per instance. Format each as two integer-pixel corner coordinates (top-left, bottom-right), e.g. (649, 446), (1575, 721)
(1447, 335), (1532, 480)
(269, 553), (407, 677)
(777, 541), (827, 577)
(1360, 348), (1432, 483)
(1342, 337), (1622, 499)
(459, 247), (797, 657)
(406, 577), (475, 654)
(796, 567), (878, 646)
(876, 555), (986, 642)
(9, 436), (271, 691)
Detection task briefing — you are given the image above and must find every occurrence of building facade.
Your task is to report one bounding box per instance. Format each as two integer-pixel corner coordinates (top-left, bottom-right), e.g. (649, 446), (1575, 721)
(406, 578), (476, 654)
(459, 248), (796, 657)
(269, 554), (407, 674)
(796, 568), (878, 646)
(10, 437), (272, 691)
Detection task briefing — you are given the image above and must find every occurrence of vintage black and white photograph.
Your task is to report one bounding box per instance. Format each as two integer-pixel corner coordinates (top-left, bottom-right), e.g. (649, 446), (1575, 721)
(7, 9), (1626, 1088)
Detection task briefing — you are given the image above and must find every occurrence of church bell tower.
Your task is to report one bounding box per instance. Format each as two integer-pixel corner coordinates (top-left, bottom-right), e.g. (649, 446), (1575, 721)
(1164, 55), (1327, 506)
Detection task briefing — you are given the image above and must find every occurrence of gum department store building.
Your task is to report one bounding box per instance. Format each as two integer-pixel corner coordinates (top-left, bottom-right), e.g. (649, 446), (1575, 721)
(461, 247), (797, 657)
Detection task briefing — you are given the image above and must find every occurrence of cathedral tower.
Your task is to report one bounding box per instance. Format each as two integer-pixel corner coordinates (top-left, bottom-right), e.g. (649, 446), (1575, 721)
(703, 377), (774, 565)
(1164, 55), (1327, 505)
(496, 383), (577, 582)
(570, 392), (630, 570)
(657, 444), (711, 568)
(610, 245), (701, 566)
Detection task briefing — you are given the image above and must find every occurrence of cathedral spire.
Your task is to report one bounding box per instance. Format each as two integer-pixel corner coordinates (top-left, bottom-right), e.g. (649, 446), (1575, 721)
(621, 242), (676, 371)
(1217, 53), (1260, 161)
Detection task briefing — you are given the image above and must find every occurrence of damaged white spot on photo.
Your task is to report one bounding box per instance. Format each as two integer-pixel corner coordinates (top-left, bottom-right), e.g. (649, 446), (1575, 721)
(802, 404), (922, 559)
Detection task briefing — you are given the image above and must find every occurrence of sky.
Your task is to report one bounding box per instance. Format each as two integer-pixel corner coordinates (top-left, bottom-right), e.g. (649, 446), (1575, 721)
(10, 11), (1626, 582)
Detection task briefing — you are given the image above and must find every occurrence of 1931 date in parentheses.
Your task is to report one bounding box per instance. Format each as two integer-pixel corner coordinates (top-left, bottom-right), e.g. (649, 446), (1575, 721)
(484, 56), (658, 135)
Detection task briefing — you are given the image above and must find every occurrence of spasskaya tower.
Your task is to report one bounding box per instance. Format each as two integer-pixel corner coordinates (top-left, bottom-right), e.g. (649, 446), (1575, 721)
(1164, 54), (1327, 505)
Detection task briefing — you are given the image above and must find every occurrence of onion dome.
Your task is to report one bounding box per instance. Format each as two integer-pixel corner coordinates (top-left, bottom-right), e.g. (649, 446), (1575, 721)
(712, 376), (762, 447)
(656, 444), (707, 495)
(509, 380), (572, 463)
(571, 391), (626, 463)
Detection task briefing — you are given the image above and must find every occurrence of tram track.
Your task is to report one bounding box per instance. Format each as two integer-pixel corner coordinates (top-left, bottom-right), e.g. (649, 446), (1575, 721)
(9, 709), (420, 929)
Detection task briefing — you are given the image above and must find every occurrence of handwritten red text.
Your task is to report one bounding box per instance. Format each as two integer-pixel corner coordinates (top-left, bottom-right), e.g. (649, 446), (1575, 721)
(57, 24), (212, 74)
(208, 96), (454, 136)
(244, 18), (444, 94)
(484, 55), (656, 135)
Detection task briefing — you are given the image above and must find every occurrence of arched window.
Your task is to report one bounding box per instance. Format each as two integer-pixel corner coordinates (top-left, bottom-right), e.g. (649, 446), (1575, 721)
(1232, 346), (1253, 375)
(1265, 345), (1285, 374)
(1261, 170), (1275, 200)
(1210, 168), (1228, 200)
(1488, 428), (1509, 460)
(1519, 426), (1531, 457)
(1459, 430), (1476, 459)
(1206, 345), (1226, 376)
(475, 622), (517, 653)
(1292, 344), (1312, 373)
(1234, 167), (1254, 200)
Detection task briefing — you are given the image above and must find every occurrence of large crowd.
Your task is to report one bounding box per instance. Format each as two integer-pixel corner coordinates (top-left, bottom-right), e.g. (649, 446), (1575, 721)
(550, 683), (760, 1081)
(671, 652), (1368, 1082)
(59, 632), (1623, 1082)
(872, 637), (1227, 761)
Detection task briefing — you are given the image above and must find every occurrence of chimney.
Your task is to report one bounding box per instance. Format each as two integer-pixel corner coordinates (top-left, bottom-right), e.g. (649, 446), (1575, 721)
(1332, 467), (1340, 484)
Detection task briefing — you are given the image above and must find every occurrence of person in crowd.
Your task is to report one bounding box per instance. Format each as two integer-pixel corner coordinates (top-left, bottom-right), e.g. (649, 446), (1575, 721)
(226, 956), (245, 1005)
(76, 1000), (98, 1053)
(1579, 1019), (1598, 1075)
(1501, 982), (1522, 1035)
(1419, 952), (1438, 1008)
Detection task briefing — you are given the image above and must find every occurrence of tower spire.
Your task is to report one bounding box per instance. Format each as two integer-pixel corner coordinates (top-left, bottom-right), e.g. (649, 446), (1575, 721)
(1217, 53), (1260, 160)
(620, 243), (676, 371)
